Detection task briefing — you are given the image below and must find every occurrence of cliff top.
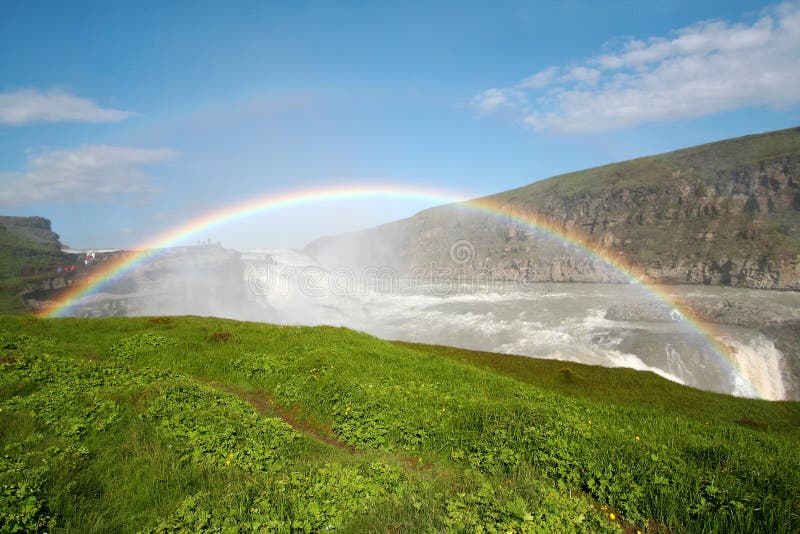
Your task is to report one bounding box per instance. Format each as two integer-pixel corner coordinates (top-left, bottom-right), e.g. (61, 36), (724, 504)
(0, 216), (68, 312)
(493, 126), (800, 201)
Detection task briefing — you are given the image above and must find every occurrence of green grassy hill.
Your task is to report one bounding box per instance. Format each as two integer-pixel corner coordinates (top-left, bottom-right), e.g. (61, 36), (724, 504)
(2, 315), (798, 533)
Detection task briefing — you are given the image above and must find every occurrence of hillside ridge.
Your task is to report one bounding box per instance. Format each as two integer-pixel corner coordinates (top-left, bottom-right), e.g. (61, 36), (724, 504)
(307, 127), (800, 290)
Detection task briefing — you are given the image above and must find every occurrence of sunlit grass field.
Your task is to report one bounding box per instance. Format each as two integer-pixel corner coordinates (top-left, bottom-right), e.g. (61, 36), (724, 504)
(1, 315), (798, 533)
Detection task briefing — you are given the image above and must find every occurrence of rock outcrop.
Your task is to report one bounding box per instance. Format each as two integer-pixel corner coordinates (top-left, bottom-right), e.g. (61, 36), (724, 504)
(0, 216), (80, 312)
(0, 216), (61, 248)
(307, 127), (800, 290)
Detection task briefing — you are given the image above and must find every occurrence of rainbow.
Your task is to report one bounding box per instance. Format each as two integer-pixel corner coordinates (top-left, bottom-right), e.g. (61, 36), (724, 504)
(39, 183), (756, 396)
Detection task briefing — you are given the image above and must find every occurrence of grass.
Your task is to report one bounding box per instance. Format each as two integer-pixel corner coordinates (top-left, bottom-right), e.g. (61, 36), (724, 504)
(1, 314), (799, 533)
(494, 127), (800, 199)
(396, 341), (800, 435)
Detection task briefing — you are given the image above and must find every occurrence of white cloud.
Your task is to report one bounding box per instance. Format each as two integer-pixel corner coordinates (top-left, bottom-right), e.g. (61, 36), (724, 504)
(473, 1), (800, 132)
(559, 66), (601, 85)
(517, 67), (559, 89)
(0, 145), (177, 205)
(471, 87), (526, 114)
(0, 89), (136, 125)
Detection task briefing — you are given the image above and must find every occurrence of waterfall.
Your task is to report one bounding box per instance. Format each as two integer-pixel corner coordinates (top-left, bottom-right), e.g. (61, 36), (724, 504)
(722, 334), (787, 400)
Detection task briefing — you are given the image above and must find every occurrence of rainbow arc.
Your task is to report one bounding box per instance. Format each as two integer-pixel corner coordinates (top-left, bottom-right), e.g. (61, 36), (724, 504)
(39, 183), (758, 396)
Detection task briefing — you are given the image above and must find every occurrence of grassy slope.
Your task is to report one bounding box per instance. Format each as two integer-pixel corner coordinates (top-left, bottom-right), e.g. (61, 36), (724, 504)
(394, 341), (800, 433)
(494, 127), (800, 199)
(1, 315), (798, 533)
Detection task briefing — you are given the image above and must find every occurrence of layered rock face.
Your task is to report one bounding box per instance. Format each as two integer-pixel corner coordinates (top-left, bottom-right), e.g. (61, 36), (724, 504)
(307, 128), (800, 290)
(0, 216), (68, 277)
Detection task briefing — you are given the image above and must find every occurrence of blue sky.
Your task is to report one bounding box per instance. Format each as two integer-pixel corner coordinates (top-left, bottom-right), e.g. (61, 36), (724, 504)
(1, 0), (799, 249)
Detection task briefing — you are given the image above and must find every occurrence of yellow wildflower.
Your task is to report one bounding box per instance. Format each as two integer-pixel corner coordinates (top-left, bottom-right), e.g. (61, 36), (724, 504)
(609, 513), (616, 521)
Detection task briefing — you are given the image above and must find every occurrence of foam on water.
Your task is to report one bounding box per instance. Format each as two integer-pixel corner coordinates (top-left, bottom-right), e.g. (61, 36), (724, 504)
(239, 249), (794, 399)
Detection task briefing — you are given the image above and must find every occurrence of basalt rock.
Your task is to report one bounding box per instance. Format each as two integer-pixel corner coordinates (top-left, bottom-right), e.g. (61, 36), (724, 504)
(307, 128), (800, 290)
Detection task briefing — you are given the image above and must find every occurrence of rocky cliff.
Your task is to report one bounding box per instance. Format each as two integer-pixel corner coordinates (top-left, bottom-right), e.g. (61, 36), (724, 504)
(0, 216), (67, 276)
(307, 127), (800, 290)
(0, 216), (61, 247)
(0, 216), (78, 313)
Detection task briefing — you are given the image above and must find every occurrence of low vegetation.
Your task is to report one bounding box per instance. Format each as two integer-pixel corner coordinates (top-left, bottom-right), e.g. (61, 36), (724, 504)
(498, 127), (800, 199)
(1, 315), (798, 532)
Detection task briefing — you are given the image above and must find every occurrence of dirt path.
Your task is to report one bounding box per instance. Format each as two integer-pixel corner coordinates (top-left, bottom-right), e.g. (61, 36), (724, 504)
(218, 384), (358, 452)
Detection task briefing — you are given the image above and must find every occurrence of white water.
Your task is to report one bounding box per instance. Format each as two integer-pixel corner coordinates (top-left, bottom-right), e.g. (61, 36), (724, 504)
(238, 249), (795, 400)
(71, 247), (794, 400)
(723, 334), (787, 400)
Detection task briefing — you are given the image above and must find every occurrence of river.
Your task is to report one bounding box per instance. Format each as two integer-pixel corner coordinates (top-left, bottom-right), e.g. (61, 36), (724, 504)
(241, 249), (799, 401)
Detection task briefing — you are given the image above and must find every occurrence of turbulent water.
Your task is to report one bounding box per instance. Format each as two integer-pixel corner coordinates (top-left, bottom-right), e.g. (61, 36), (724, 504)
(241, 249), (798, 401)
(66, 246), (797, 400)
